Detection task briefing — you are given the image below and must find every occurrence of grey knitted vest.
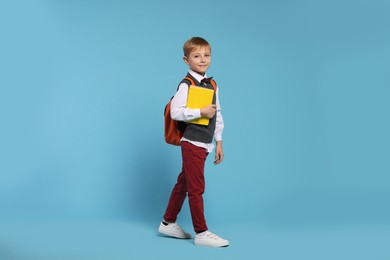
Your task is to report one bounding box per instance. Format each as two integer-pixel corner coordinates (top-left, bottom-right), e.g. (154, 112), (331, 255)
(181, 73), (217, 144)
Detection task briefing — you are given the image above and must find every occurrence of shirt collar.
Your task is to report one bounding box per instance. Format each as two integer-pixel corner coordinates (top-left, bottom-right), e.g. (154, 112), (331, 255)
(188, 69), (208, 83)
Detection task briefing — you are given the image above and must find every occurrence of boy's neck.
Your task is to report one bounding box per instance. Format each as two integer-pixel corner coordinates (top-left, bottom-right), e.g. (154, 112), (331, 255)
(190, 69), (206, 77)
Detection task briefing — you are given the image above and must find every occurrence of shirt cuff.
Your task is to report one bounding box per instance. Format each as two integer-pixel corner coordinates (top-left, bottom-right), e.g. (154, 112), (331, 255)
(194, 108), (201, 119)
(214, 134), (222, 142)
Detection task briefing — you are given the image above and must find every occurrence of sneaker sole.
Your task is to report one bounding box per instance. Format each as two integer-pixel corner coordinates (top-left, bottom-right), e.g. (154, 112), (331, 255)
(194, 241), (229, 247)
(158, 226), (192, 239)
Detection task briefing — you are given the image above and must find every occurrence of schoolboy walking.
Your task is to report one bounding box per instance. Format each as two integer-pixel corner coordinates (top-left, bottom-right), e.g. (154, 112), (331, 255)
(158, 37), (229, 247)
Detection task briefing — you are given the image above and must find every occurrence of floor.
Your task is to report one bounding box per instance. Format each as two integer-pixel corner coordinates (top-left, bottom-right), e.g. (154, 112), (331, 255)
(0, 220), (389, 260)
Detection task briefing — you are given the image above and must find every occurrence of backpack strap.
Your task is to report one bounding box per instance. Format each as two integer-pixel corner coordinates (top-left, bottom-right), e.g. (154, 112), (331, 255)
(210, 79), (217, 91)
(183, 76), (196, 86)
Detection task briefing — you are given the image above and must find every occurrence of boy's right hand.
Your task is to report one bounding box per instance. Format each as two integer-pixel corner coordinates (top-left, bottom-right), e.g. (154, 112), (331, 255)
(200, 104), (216, 119)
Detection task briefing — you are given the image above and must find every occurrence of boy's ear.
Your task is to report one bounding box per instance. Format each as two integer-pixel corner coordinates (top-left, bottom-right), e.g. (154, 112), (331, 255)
(183, 56), (189, 65)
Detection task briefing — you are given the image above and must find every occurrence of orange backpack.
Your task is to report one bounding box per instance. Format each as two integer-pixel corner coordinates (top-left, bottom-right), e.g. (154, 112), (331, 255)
(164, 76), (216, 146)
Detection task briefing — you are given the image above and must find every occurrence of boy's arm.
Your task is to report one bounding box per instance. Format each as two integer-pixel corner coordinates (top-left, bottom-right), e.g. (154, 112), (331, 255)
(214, 87), (224, 165)
(214, 87), (224, 142)
(170, 83), (202, 121)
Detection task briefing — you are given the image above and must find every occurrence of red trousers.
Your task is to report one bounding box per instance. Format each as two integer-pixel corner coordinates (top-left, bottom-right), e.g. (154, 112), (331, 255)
(163, 141), (208, 233)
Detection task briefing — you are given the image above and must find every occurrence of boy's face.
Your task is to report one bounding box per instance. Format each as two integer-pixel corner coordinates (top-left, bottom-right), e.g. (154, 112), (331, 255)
(183, 46), (211, 75)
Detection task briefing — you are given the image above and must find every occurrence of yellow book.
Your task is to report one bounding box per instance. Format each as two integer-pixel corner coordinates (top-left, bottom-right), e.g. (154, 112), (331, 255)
(186, 85), (215, 126)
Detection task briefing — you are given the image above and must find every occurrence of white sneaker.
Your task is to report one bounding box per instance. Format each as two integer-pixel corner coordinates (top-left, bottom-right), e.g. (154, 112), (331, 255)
(194, 231), (229, 247)
(158, 222), (192, 239)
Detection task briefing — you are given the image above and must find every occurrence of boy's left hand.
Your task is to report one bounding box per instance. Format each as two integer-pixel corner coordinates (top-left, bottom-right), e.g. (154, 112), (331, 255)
(214, 141), (224, 165)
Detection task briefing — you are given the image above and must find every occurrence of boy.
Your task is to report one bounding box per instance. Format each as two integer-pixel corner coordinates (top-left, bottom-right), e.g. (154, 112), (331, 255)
(158, 37), (229, 247)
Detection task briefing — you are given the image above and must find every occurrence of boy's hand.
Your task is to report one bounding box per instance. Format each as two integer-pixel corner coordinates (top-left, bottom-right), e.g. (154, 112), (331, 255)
(200, 104), (216, 119)
(214, 141), (224, 165)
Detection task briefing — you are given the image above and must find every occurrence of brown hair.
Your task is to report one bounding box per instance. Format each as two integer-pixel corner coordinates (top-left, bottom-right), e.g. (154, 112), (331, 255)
(183, 37), (211, 57)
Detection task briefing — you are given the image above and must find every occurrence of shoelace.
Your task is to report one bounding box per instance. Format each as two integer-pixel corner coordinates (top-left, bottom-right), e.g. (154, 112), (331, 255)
(170, 223), (183, 231)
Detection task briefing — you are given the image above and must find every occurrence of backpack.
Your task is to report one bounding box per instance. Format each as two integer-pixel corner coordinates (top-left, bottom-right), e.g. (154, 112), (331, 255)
(164, 76), (217, 146)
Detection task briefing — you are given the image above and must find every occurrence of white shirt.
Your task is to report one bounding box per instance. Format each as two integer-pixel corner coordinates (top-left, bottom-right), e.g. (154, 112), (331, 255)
(170, 69), (224, 153)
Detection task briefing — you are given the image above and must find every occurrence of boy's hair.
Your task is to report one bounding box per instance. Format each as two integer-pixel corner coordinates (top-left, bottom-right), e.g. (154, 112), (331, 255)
(183, 37), (211, 57)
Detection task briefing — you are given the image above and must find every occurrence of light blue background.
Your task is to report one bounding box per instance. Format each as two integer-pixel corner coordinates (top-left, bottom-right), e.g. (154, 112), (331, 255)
(0, 0), (389, 259)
